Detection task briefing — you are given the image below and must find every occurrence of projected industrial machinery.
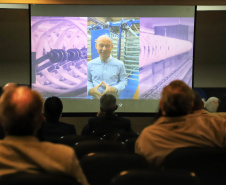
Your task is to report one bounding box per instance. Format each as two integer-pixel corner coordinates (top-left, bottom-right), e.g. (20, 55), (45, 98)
(31, 17), (88, 98)
(139, 17), (194, 99)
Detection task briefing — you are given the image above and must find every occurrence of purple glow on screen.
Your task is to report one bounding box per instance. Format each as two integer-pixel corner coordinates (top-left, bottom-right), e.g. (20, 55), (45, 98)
(31, 17), (87, 98)
(30, 16), (195, 100)
(139, 17), (194, 99)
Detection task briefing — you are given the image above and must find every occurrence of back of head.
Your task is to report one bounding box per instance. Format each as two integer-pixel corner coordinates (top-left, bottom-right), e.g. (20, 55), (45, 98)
(3, 82), (17, 92)
(0, 86), (43, 136)
(217, 94), (226, 112)
(192, 90), (204, 111)
(160, 80), (194, 116)
(44, 96), (63, 121)
(205, 97), (219, 113)
(100, 94), (117, 114)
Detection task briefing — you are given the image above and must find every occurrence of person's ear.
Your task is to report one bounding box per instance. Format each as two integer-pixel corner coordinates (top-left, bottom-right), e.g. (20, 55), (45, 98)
(191, 101), (194, 110)
(40, 113), (45, 122)
(159, 99), (165, 116)
(202, 101), (205, 108)
(34, 113), (45, 136)
(115, 105), (118, 111)
(159, 99), (163, 109)
(95, 43), (97, 49)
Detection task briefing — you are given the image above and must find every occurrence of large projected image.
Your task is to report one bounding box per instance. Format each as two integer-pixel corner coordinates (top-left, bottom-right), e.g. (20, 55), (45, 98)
(31, 16), (194, 101)
(31, 17), (88, 98)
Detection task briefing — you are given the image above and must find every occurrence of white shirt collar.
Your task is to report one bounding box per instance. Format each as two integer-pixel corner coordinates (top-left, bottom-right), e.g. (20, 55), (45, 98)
(101, 55), (112, 63)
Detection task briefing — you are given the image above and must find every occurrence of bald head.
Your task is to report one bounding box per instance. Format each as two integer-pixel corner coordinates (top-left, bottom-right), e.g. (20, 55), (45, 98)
(160, 80), (194, 116)
(96, 35), (112, 43)
(0, 86), (44, 136)
(3, 82), (17, 92)
(95, 35), (113, 61)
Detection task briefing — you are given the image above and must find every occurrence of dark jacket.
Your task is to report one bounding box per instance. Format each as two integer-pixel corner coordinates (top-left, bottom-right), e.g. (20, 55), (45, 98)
(39, 121), (77, 140)
(81, 114), (134, 136)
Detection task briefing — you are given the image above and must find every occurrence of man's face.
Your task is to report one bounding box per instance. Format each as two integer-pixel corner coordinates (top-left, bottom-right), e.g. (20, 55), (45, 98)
(95, 36), (113, 61)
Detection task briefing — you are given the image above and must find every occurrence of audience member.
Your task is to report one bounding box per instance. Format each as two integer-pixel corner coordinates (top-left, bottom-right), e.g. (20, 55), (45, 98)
(2, 82), (17, 92)
(135, 80), (226, 169)
(81, 94), (135, 136)
(0, 86), (89, 185)
(192, 90), (226, 119)
(0, 83), (18, 139)
(204, 97), (219, 113)
(192, 90), (207, 114)
(39, 96), (77, 139)
(217, 94), (226, 112)
(149, 107), (162, 125)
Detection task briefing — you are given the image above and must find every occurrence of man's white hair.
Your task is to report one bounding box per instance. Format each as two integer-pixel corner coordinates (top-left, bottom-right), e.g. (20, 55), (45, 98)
(204, 97), (219, 113)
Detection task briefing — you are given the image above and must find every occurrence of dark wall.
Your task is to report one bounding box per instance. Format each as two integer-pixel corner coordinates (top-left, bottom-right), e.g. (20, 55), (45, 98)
(193, 11), (226, 88)
(0, 9), (30, 86)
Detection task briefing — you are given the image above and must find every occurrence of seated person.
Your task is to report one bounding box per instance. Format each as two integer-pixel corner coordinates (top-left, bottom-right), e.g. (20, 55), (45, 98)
(40, 96), (76, 139)
(0, 83), (18, 139)
(135, 80), (226, 169)
(0, 86), (89, 185)
(2, 82), (18, 92)
(81, 94), (135, 136)
(217, 94), (226, 112)
(191, 90), (208, 114)
(204, 97), (219, 113)
(0, 124), (4, 139)
(192, 91), (226, 119)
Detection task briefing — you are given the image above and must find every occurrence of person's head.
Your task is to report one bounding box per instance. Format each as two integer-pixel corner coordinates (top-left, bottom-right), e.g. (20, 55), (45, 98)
(95, 35), (113, 61)
(192, 90), (205, 112)
(0, 86), (44, 136)
(217, 94), (226, 112)
(3, 82), (17, 92)
(204, 97), (219, 113)
(160, 80), (194, 116)
(44, 96), (63, 121)
(100, 94), (118, 114)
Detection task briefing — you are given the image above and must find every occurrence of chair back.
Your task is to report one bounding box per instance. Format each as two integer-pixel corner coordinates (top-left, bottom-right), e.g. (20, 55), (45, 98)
(80, 152), (149, 185)
(42, 136), (62, 143)
(0, 172), (81, 185)
(124, 137), (137, 153)
(91, 130), (138, 141)
(101, 131), (139, 142)
(110, 169), (200, 185)
(59, 135), (100, 146)
(73, 140), (128, 159)
(163, 147), (226, 185)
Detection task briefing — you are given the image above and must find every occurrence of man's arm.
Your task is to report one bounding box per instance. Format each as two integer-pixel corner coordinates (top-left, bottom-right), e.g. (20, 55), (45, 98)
(102, 62), (128, 95)
(87, 62), (102, 99)
(113, 62), (127, 93)
(87, 63), (94, 94)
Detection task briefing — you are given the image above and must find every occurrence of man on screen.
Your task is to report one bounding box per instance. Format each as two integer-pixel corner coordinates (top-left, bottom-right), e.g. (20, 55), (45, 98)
(87, 35), (127, 99)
